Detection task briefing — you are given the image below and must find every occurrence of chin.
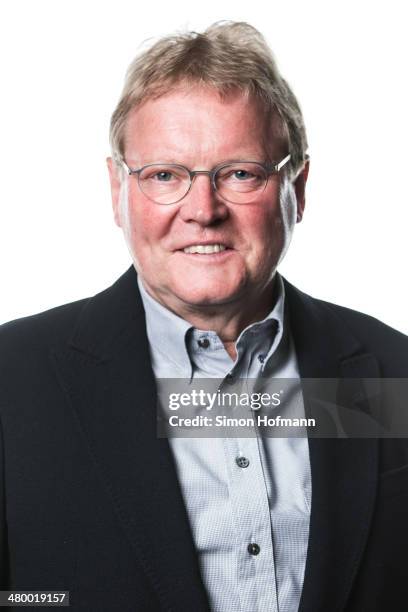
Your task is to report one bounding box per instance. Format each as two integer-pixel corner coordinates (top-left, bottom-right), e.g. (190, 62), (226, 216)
(174, 285), (242, 308)
(175, 268), (245, 299)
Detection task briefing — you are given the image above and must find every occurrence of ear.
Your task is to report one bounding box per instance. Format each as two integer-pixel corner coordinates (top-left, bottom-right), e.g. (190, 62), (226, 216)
(294, 159), (310, 223)
(107, 156), (123, 228)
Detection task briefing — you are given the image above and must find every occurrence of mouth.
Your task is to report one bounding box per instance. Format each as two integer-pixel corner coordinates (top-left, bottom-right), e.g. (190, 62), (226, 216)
(182, 243), (229, 255)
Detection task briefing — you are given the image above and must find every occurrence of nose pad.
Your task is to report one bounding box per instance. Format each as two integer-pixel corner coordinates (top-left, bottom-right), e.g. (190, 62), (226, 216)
(179, 173), (228, 225)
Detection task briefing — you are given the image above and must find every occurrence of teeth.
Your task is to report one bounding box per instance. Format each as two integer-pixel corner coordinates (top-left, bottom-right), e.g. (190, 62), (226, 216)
(183, 244), (227, 254)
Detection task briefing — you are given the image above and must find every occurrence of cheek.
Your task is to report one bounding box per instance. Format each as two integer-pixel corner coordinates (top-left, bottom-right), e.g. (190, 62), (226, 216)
(241, 206), (285, 253)
(239, 193), (296, 270)
(259, 184), (298, 252)
(126, 196), (167, 243)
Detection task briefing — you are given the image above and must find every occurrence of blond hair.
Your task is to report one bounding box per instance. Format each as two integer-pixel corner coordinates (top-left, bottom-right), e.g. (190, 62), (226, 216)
(110, 21), (308, 177)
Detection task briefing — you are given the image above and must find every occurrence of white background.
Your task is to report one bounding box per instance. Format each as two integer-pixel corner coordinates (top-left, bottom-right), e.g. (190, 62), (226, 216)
(0, 0), (407, 333)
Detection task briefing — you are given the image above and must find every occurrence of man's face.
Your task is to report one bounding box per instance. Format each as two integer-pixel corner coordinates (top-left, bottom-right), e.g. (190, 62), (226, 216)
(108, 88), (306, 313)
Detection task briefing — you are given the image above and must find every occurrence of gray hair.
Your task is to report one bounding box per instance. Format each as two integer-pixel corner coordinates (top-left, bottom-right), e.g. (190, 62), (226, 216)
(110, 21), (308, 177)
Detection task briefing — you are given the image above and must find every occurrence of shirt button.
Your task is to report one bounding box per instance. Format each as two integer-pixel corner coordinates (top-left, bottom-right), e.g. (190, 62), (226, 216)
(236, 456), (250, 468)
(258, 354), (265, 364)
(225, 373), (235, 384)
(247, 543), (260, 555)
(198, 338), (210, 348)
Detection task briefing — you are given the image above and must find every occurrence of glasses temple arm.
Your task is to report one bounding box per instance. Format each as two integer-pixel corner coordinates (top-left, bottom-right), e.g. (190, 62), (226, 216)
(275, 154), (291, 172)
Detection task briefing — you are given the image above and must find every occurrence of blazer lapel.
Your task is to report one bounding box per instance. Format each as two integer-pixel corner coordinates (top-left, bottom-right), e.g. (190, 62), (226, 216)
(284, 280), (380, 612)
(53, 267), (210, 612)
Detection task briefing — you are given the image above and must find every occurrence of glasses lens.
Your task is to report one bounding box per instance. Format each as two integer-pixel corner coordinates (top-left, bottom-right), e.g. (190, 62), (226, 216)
(138, 164), (190, 204)
(215, 163), (268, 203)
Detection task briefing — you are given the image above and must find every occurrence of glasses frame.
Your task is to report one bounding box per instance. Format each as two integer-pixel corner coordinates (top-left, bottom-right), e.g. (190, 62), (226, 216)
(120, 154), (291, 205)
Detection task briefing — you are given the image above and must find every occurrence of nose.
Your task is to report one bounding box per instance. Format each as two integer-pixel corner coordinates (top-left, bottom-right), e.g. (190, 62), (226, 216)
(179, 173), (229, 226)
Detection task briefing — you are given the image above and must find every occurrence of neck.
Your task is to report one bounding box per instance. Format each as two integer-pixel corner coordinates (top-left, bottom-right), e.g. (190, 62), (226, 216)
(143, 278), (279, 360)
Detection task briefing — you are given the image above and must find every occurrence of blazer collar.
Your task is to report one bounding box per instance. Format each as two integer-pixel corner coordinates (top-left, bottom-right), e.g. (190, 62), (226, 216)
(57, 268), (379, 612)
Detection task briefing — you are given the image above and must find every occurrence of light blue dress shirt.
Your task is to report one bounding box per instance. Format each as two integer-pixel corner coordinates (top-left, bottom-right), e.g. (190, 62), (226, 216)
(138, 275), (311, 612)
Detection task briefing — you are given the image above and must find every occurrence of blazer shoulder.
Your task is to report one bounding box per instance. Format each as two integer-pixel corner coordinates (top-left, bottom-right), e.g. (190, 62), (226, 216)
(0, 299), (94, 410)
(0, 298), (89, 359)
(283, 278), (408, 375)
(312, 296), (408, 372)
(0, 267), (141, 370)
(315, 297), (407, 343)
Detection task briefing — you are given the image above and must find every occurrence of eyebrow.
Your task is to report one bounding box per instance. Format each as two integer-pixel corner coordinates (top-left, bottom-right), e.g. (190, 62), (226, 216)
(129, 157), (269, 168)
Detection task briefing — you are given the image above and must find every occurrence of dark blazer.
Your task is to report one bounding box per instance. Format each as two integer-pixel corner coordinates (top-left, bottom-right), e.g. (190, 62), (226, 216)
(1, 266), (408, 612)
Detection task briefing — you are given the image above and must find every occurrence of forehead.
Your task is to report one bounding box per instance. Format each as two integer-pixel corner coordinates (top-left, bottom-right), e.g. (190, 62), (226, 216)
(123, 87), (280, 164)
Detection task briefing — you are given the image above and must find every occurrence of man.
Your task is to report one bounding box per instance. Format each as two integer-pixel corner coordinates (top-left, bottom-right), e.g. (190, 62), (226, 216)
(1, 20), (408, 612)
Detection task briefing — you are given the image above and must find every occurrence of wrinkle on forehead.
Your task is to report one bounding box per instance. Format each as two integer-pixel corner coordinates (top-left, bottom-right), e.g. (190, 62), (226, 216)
(123, 86), (287, 167)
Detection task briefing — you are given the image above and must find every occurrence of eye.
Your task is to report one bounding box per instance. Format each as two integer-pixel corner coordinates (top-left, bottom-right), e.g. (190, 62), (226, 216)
(233, 169), (254, 180)
(153, 171), (173, 182)
(219, 168), (256, 181)
(140, 166), (188, 183)
(216, 164), (264, 183)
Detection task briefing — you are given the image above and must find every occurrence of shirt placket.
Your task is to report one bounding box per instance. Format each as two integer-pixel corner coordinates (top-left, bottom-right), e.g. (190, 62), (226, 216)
(220, 329), (280, 612)
(223, 433), (279, 612)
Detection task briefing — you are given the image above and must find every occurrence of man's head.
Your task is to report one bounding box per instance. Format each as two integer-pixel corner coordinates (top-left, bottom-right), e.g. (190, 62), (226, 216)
(107, 21), (309, 319)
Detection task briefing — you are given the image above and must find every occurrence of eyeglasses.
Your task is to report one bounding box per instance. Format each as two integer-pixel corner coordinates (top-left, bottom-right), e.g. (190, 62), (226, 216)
(121, 154), (291, 205)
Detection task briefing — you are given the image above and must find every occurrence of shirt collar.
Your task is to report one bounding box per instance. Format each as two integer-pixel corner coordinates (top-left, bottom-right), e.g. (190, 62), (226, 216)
(235, 274), (286, 371)
(138, 274), (286, 379)
(138, 277), (194, 379)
